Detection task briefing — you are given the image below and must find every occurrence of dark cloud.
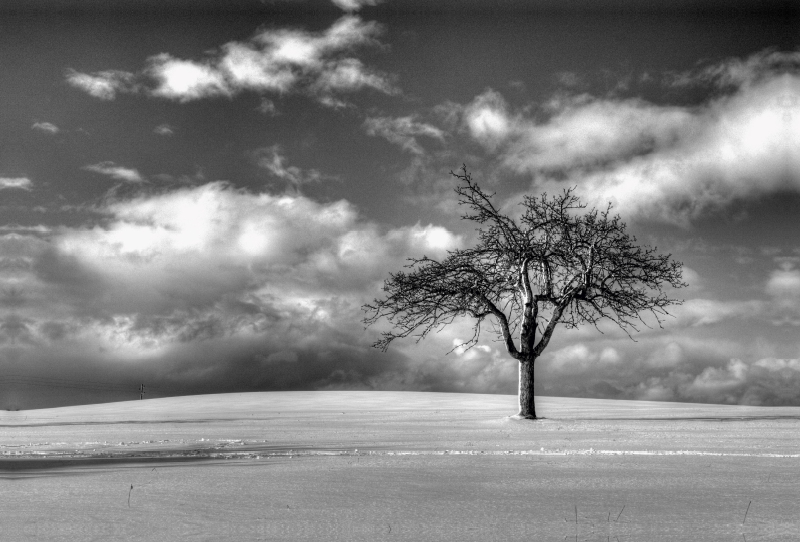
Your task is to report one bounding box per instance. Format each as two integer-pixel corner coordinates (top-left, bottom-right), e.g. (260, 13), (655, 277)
(0, 184), (467, 408)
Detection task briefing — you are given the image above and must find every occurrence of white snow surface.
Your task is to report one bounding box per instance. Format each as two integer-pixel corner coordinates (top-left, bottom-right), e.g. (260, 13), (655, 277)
(1, 392), (798, 541)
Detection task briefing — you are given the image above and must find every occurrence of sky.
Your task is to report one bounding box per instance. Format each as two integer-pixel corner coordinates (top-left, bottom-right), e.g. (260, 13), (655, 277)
(1, 0), (799, 409)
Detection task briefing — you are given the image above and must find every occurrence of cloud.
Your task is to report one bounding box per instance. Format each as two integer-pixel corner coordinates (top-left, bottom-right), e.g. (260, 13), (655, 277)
(363, 115), (445, 154)
(65, 69), (137, 100)
(682, 357), (800, 406)
(331, 0), (380, 11)
(66, 16), (396, 107)
(546, 343), (623, 376)
(153, 124), (175, 136)
(31, 122), (59, 134)
(312, 58), (395, 96)
(254, 145), (326, 188)
(0, 177), (33, 190)
(463, 89), (512, 150)
(147, 54), (231, 102)
(257, 98), (278, 115)
(766, 263), (800, 300)
(670, 298), (765, 327)
(502, 96), (695, 172)
(765, 260), (800, 325)
(5, 183), (468, 407)
(6, 181), (798, 408)
(218, 41), (296, 93)
(667, 50), (800, 90)
(571, 73), (799, 224)
(455, 52), (800, 225)
(84, 162), (145, 183)
(530, 328), (800, 406)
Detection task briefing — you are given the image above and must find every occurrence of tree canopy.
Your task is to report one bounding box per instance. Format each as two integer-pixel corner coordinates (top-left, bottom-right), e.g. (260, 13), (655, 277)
(364, 166), (686, 418)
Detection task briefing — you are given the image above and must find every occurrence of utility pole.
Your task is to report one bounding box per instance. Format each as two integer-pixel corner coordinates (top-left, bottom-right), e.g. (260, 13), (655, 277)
(138, 384), (146, 400)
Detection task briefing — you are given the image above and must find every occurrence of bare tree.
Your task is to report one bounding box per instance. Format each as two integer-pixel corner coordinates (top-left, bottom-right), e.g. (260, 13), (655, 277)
(363, 166), (687, 419)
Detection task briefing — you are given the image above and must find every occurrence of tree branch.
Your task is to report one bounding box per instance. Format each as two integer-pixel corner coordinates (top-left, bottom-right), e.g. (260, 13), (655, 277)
(364, 167), (686, 372)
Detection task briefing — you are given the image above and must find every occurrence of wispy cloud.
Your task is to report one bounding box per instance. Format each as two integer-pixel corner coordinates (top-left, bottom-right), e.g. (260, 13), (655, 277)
(66, 16), (396, 107)
(254, 145), (326, 188)
(65, 69), (137, 100)
(256, 98), (278, 116)
(0, 177), (33, 190)
(363, 115), (445, 154)
(84, 162), (145, 183)
(666, 50), (800, 89)
(670, 298), (765, 327)
(31, 122), (59, 134)
(153, 124), (175, 136)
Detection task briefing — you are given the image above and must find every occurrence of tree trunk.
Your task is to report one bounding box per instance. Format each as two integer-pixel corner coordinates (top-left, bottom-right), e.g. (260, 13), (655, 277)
(516, 357), (537, 419)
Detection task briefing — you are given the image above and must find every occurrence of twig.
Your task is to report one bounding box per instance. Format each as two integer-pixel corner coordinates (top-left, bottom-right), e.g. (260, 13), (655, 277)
(615, 505), (625, 522)
(743, 500), (751, 525)
(128, 484), (133, 507)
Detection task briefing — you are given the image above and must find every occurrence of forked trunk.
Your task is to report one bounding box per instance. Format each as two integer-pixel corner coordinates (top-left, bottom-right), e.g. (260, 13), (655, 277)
(516, 357), (536, 419)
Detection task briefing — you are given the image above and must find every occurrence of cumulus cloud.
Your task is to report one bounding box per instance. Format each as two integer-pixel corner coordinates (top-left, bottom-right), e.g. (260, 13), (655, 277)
(546, 343), (623, 376)
(66, 16), (396, 107)
(147, 54), (231, 102)
(682, 357), (800, 406)
(463, 89), (512, 150)
(31, 122), (59, 134)
(363, 115), (445, 154)
(4, 183), (468, 407)
(84, 162), (145, 183)
(531, 329), (800, 406)
(502, 96), (695, 172)
(0, 177), (33, 190)
(7, 182), (798, 408)
(455, 52), (800, 225)
(569, 73), (799, 224)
